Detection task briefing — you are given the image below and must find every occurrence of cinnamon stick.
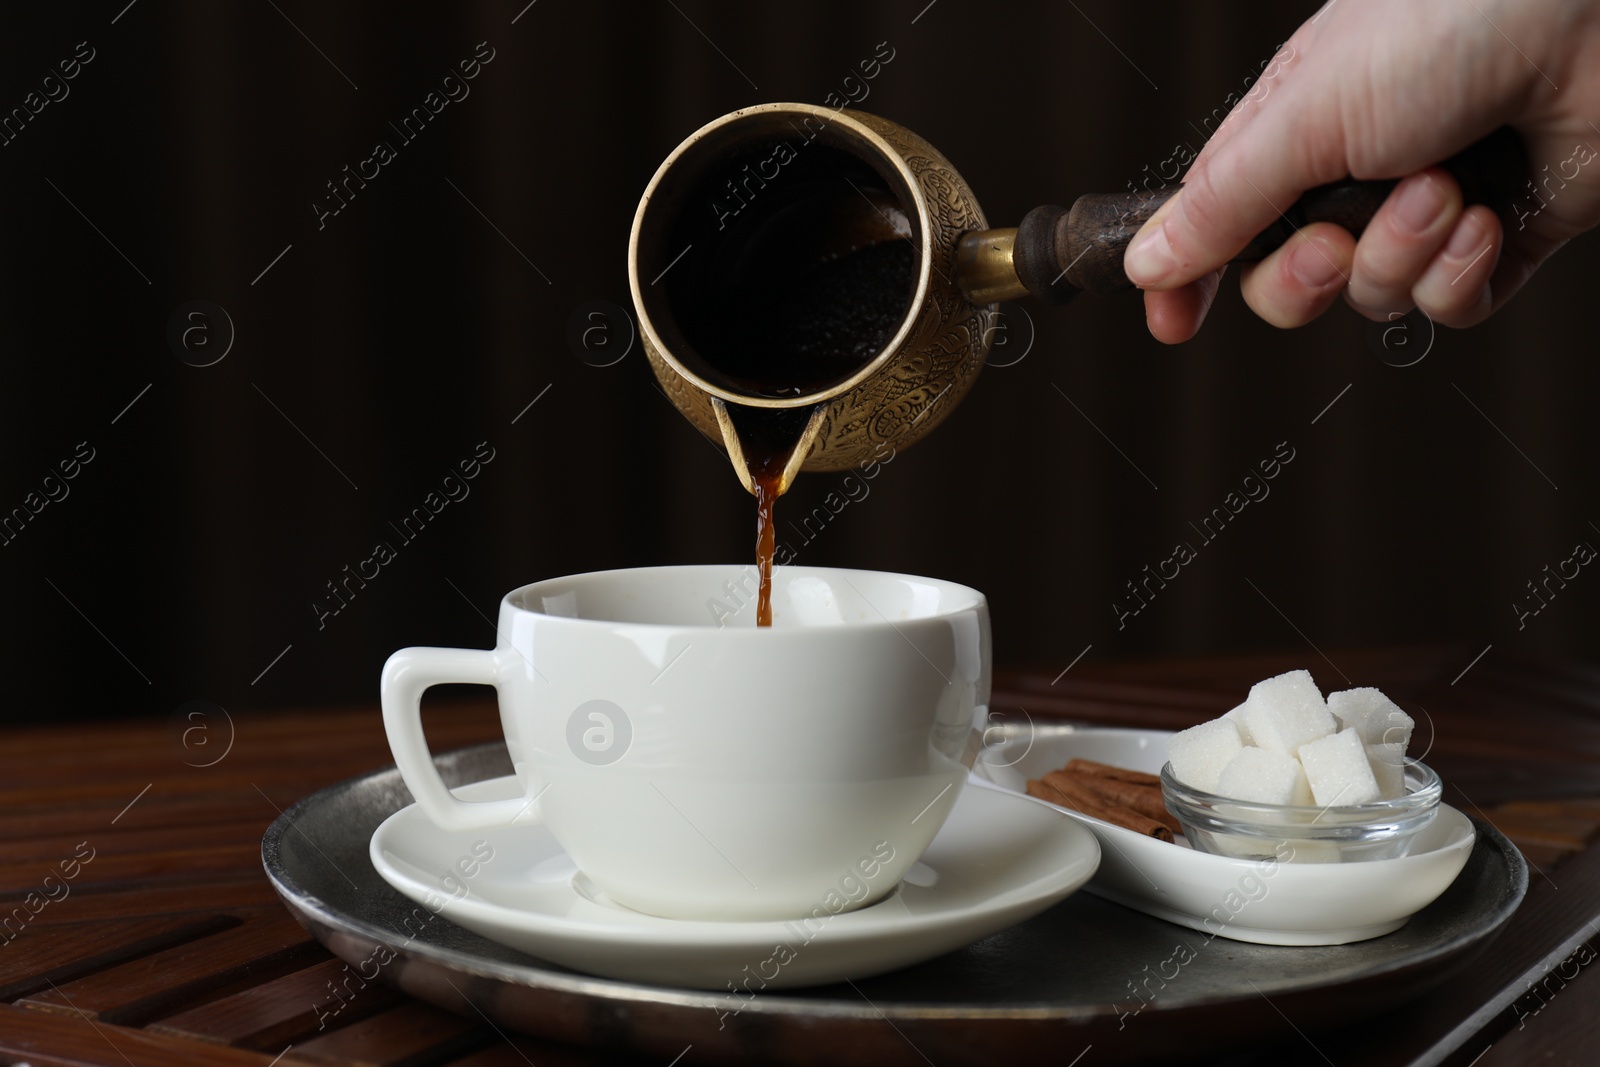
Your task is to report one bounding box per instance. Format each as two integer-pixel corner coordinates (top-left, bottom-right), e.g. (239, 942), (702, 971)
(1027, 778), (1071, 806)
(1035, 771), (1175, 842)
(1063, 758), (1161, 788)
(1053, 768), (1182, 835)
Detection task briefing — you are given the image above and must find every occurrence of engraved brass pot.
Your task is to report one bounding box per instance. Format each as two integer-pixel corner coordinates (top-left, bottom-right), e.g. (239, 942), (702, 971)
(629, 102), (1001, 490)
(629, 105), (1522, 491)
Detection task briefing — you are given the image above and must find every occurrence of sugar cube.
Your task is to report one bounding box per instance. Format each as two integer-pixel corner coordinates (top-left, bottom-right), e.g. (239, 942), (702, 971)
(1278, 838), (1342, 864)
(1208, 835), (1282, 861)
(1222, 702), (1254, 746)
(1366, 742), (1407, 800)
(1299, 729), (1382, 806)
(1211, 835), (1339, 863)
(1328, 688), (1414, 749)
(1167, 718), (1243, 793)
(1239, 670), (1336, 756)
(1215, 746), (1314, 806)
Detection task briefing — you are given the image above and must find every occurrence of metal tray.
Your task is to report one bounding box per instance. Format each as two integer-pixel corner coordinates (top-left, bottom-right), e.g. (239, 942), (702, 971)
(263, 743), (1527, 1065)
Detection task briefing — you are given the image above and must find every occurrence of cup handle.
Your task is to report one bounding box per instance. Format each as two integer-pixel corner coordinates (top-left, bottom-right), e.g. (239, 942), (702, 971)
(381, 646), (539, 832)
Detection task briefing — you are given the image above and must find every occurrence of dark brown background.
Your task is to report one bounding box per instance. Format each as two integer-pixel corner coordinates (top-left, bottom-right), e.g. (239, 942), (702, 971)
(1, 0), (1594, 724)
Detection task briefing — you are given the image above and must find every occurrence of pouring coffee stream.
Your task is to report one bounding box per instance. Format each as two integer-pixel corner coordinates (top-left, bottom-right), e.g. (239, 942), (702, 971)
(628, 104), (1526, 626)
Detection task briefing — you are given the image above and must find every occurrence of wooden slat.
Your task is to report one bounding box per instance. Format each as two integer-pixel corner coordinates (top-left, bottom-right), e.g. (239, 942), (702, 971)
(0, 1003), (308, 1066)
(0, 704), (496, 805)
(0, 699), (494, 766)
(151, 958), (404, 1049)
(1477, 809), (1597, 850)
(0, 820), (277, 866)
(0, 877), (278, 926)
(1468, 797), (1600, 871)
(288, 1003), (492, 1066)
(0, 793), (283, 840)
(1495, 798), (1600, 824)
(22, 907), (324, 1026)
(0, 911), (238, 999)
(0, 778), (347, 811)
(1439, 756), (1600, 807)
(1475, 936), (1600, 1067)
(1511, 841), (1577, 869)
(0, 842), (265, 892)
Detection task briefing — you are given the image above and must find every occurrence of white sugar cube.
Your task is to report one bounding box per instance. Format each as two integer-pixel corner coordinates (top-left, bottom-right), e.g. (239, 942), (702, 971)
(1278, 839), (1342, 864)
(1299, 729), (1382, 806)
(1209, 835), (1282, 861)
(1328, 688), (1414, 750)
(1215, 746), (1313, 806)
(1212, 835), (1339, 863)
(1239, 670), (1336, 756)
(1167, 718), (1243, 793)
(1222, 702), (1254, 745)
(1366, 742), (1407, 800)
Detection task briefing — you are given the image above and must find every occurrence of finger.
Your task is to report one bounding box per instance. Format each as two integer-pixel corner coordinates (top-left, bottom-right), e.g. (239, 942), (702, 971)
(1122, 0), (1526, 296)
(1344, 169), (1464, 321)
(1143, 270), (1225, 345)
(1413, 206), (1501, 327)
(1237, 222), (1356, 328)
(1126, 32), (1312, 313)
(1123, 79), (1355, 291)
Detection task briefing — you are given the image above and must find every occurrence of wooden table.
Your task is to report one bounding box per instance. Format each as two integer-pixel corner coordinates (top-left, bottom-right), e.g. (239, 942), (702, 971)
(3, 646), (1597, 1065)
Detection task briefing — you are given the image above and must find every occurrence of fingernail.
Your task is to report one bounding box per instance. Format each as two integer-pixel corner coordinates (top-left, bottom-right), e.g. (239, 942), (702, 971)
(1125, 225), (1174, 287)
(1393, 174), (1445, 234)
(1289, 237), (1344, 288)
(1445, 212), (1487, 258)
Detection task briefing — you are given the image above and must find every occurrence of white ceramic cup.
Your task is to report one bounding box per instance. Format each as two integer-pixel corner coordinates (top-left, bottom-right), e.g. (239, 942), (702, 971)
(381, 564), (989, 922)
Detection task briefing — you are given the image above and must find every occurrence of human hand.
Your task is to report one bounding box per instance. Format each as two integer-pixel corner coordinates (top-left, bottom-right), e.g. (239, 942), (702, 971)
(1127, 0), (1600, 343)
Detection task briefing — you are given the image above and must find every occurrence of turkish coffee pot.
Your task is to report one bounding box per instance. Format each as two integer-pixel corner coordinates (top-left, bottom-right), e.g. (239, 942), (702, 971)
(628, 103), (1522, 492)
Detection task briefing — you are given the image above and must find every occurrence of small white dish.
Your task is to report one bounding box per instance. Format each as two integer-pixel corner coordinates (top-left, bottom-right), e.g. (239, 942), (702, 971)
(975, 726), (1475, 946)
(370, 775), (1100, 989)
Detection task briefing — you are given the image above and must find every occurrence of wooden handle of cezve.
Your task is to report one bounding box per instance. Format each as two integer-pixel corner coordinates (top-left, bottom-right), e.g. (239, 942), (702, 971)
(1012, 126), (1529, 303)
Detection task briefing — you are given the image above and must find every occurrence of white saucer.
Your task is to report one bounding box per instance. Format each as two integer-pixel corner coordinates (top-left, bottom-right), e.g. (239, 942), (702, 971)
(370, 776), (1100, 990)
(975, 726), (1476, 946)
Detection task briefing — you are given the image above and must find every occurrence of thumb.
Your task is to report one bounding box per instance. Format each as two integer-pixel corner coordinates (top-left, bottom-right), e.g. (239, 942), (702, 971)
(1124, 75), (1355, 290)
